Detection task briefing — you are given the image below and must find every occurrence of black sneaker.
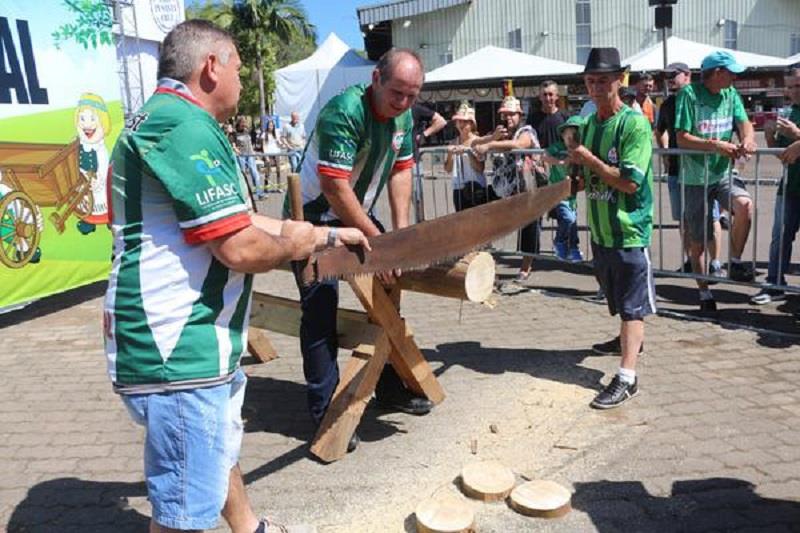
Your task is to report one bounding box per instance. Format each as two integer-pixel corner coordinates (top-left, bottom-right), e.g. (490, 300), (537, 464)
(750, 288), (786, 306)
(729, 262), (755, 282)
(707, 262), (725, 285)
(347, 432), (360, 453)
(699, 297), (717, 313)
(676, 260), (692, 273)
(375, 394), (434, 415)
(590, 376), (639, 409)
(591, 336), (644, 356)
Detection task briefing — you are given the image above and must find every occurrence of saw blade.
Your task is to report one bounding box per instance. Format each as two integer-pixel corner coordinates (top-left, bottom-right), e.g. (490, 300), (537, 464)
(309, 180), (570, 281)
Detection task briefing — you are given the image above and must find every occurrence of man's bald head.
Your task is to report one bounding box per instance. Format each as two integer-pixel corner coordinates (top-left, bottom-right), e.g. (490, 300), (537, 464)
(375, 48), (424, 85)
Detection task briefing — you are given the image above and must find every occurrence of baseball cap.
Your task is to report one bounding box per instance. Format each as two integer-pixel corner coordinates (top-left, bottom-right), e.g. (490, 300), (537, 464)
(664, 62), (690, 73)
(700, 51), (745, 74)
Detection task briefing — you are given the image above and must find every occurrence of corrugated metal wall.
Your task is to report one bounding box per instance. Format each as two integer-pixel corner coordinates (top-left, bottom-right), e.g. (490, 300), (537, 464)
(384, 0), (800, 71)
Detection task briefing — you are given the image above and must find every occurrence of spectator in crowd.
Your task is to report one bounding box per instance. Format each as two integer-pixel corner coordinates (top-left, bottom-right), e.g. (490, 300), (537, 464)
(620, 86), (643, 114)
(528, 80), (568, 148)
(543, 114), (585, 261)
(288, 48), (434, 454)
(233, 116), (264, 199)
(579, 98), (596, 118)
(568, 47), (654, 409)
(656, 62), (725, 279)
(262, 118), (283, 192)
(412, 102), (447, 162)
(444, 101), (491, 211)
(473, 95), (541, 281)
(635, 72), (656, 127)
(104, 19), (368, 532)
(751, 67), (800, 304)
(675, 51), (757, 312)
(281, 111), (306, 172)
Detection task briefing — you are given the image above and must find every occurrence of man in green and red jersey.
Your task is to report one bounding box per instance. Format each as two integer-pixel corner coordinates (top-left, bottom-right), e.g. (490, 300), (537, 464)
(675, 51), (757, 312)
(567, 47), (655, 410)
(288, 48), (434, 453)
(105, 20), (367, 532)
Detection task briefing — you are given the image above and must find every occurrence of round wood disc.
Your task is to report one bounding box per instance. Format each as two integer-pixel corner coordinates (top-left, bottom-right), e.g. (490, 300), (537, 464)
(460, 460), (516, 502)
(464, 251), (496, 302)
(415, 495), (475, 533)
(508, 480), (572, 518)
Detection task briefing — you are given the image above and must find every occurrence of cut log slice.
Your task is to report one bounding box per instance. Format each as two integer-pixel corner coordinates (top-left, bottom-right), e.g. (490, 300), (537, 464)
(508, 480), (572, 519)
(398, 251), (495, 303)
(460, 460), (516, 502)
(415, 495), (475, 533)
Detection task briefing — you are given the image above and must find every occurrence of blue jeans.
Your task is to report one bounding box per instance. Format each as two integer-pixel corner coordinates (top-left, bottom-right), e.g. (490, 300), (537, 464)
(552, 201), (579, 249)
(237, 155), (262, 193)
(766, 192), (800, 286)
(121, 369), (247, 530)
(288, 150), (302, 172)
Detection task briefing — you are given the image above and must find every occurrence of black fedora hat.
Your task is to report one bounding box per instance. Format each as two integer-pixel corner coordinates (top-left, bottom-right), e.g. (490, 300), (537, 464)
(584, 47), (627, 74)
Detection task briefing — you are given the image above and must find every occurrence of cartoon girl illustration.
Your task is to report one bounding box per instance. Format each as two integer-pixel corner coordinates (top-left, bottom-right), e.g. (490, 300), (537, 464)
(74, 92), (112, 235)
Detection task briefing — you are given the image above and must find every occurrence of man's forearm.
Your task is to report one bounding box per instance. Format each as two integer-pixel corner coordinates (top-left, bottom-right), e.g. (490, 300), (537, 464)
(738, 121), (756, 145)
(321, 180), (382, 237)
(388, 169), (412, 230)
(676, 131), (718, 152)
(583, 154), (637, 194)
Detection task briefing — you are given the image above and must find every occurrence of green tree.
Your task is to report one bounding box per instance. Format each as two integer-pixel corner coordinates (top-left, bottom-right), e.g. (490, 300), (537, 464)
(52, 0), (113, 50)
(188, 1), (316, 119)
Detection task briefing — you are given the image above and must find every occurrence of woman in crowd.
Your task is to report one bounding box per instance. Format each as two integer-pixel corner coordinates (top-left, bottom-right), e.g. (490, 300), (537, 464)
(444, 102), (491, 211)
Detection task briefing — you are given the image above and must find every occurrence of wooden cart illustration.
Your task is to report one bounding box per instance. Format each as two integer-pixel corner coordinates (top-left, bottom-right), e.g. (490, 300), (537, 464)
(0, 140), (93, 268)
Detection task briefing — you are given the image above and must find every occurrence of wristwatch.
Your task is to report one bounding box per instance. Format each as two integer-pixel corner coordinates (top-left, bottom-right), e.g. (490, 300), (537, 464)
(326, 227), (338, 248)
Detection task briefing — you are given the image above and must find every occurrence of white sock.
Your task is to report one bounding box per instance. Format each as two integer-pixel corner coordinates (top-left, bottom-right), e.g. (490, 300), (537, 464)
(730, 257), (742, 264)
(710, 259), (721, 269)
(618, 367), (636, 384)
(699, 289), (714, 301)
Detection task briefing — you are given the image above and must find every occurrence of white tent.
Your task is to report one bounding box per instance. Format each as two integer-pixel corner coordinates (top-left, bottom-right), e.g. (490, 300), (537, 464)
(425, 46), (583, 84)
(623, 37), (787, 71)
(273, 33), (375, 133)
(785, 52), (800, 66)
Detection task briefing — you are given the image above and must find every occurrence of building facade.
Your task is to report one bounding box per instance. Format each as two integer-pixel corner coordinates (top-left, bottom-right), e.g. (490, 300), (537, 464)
(357, 0), (800, 71)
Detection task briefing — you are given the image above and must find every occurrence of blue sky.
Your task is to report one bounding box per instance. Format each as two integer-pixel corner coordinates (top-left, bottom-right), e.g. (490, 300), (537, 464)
(303, 0), (366, 50)
(185, 1), (368, 50)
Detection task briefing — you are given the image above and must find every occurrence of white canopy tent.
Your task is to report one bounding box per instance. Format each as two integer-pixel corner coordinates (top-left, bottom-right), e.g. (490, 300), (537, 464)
(785, 52), (800, 66)
(273, 33), (375, 132)
(623, 37), (787, 71)
(425, 46), (583, 84)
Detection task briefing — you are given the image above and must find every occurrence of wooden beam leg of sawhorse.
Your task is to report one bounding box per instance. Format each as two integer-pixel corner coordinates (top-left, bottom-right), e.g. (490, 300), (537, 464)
(310, 275), (446, 463)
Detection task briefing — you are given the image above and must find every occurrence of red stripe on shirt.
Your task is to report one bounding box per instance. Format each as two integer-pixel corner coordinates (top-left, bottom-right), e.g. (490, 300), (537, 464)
(318, 165), (352, 180)
(392, 158), (415, 171)
(183, 213), (252, 245)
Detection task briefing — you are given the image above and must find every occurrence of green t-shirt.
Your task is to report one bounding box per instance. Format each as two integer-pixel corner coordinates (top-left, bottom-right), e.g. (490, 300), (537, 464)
(547, 141), (577, 210)
(776, 104), (800, 196)
(579, 105), (654, 249)
(286, 84), (415, 223)
(105, 84), (254, 392)
(674, 82), (749, 186)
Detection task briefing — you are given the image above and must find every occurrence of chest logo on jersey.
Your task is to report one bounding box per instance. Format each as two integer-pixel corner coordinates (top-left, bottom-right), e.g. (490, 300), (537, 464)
(607, 147), (619, 165)
(587, 177), (617, 203)
(391, 131), (405, 152)
(697, 116), (733, 135)
(190, 149), (223, 186)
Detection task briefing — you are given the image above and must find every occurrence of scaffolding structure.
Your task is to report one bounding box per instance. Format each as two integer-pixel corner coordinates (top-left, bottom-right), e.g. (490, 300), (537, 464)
(109, 0), (146, 118)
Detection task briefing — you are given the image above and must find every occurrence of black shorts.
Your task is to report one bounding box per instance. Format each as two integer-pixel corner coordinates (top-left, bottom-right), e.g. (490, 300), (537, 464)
(592, 243), (657, 321)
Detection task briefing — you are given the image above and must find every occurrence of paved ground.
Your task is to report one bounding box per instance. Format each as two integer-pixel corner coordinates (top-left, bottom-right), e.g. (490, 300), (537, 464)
(1, 252), (799, 532)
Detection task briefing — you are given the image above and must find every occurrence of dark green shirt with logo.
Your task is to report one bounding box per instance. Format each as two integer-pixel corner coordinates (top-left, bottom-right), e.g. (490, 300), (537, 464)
(776, 104), (800, 196)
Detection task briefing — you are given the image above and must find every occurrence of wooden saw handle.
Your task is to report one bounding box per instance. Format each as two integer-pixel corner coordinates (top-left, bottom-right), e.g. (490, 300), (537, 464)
(288, 173), (304, 222)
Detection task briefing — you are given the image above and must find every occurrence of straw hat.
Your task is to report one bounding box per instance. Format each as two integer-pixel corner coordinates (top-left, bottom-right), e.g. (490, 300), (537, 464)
(498, 95), (523, 115)
(451, 101), (477, 127)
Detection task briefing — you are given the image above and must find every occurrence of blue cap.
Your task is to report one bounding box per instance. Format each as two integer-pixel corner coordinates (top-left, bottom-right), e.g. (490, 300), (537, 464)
(701, 51), (745, 74)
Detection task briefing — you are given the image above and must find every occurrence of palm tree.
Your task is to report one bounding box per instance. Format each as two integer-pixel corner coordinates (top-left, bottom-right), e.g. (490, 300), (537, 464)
(228, 0), (315, 119)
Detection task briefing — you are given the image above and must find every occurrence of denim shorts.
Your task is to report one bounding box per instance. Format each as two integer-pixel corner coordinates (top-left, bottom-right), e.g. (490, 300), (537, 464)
(684, 179), (748, 243)
(592, 243), (657, 321)
(668, 175), (720, 223)
(122, 369), (247, 530)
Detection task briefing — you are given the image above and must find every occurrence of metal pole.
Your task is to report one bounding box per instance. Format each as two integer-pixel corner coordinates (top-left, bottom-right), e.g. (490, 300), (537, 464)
(661, 26), (669, 98)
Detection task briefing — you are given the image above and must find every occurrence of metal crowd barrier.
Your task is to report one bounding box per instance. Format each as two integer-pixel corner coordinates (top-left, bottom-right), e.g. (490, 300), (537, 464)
(237, 151), (300, 197)
(413, 146), (798, 295)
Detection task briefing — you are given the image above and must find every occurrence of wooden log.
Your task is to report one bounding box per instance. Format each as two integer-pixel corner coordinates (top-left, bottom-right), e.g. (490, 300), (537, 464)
(508, 480), (572, 519)
(415, 495), (476, 533)
(398, 251), (495, 303)
(460, 460), (516, 502)
(246, 327), (278, 363)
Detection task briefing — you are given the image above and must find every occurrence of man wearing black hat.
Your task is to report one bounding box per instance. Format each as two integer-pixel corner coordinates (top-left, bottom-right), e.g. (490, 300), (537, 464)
(567, 47), (655, 409)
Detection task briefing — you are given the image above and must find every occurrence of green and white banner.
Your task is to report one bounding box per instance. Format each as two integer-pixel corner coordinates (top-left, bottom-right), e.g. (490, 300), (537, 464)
(0, 1), (180, 310)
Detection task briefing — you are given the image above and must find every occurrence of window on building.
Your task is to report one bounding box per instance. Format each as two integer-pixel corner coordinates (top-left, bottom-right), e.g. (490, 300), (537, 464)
(439, 51), (453, 65)
(576, 0), (592, 65)
(724, 20), (738, 50)
(508, 28), (522, 51)
(791, 33), (800, 55)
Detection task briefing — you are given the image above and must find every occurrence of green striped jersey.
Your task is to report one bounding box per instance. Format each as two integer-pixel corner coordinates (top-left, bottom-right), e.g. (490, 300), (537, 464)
(674, 82), (748, 186)
(289, 84), (414, 223)
(104, 80), (254, 393)
(579, 105), (654, 249)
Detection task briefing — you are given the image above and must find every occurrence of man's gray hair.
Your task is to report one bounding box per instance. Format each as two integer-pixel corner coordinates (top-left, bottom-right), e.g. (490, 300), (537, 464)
(540, 80), (558, 91)
(375, 48), (424, 84)
(157, 19), (236, 82)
